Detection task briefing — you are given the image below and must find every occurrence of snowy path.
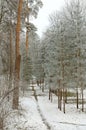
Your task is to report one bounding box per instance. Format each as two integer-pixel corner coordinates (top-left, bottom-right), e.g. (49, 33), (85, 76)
(20, 97), (49, 130)
(19, 86), (86, 130)
(38, 95), (86, 130)
(36, 101), (51, 130)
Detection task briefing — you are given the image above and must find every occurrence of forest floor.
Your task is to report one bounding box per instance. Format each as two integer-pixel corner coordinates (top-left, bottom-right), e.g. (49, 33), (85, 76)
(6, 85), (86, 130)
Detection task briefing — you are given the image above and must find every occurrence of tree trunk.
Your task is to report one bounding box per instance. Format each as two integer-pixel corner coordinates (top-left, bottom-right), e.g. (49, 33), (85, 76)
(26, 0), (29, 54)
(9, 28), (13, 78)
(65, 88), (67, 103)
(42, 85), (44, 92)
(59, 89), (62, 111)
(49, 88), (51, 100)
(26, 29), (29, 54)
(0, 117), (3, 130)
(42, 79), (44, 92)
(76, 89), (79, 109)
(8, 28), (13, 101)
(58, 80), (62, 111)
(81, 88), (84, 112)
(12, 0), (23, 109)
(13, 55), (21, 109)
(63, 88), (66, 113)
(58, 88), (60, 109)
(51, 92), (52, 102)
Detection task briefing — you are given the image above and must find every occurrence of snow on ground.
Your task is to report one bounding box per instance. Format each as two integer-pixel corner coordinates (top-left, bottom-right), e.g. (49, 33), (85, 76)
(38, 93), (86, 130)
(19, 96), (48, 130)
(8, 86), (86, 130)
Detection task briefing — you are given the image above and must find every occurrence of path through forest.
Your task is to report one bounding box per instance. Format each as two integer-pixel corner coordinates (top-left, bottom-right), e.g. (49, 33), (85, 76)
(20, 96), (50, 130)
(19, 85), (86, 130)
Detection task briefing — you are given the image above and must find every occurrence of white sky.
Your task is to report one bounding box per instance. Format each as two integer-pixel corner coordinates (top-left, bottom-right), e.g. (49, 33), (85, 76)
(32, 0), (65, 37)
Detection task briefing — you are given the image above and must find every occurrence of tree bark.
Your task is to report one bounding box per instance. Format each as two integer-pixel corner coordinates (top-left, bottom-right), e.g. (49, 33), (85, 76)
(49, 88), (51, 100)
(26, 0), (29, 54)
(63, 88), (66, 113)
(76, 89), (79, 109)
(12, 0), (23, 109)
(13, 55), (21, 109)
(65, 88), (67, 103)
(26, 29), (29, 54)
(81, 88), (84, 112)
(58, 88), (61, 110)
(58, 80), (62, 111)
(0, 117), (3, 130)
(8, 28), (13, 101)
(59, 89), (62, 111)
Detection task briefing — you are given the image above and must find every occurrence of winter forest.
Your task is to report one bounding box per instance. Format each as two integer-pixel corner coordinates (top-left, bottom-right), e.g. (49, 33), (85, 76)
(0, 0), (86, 130)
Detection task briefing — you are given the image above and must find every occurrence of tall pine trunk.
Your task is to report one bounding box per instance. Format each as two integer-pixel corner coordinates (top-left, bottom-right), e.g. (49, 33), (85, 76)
(12, 0), (23, 109)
